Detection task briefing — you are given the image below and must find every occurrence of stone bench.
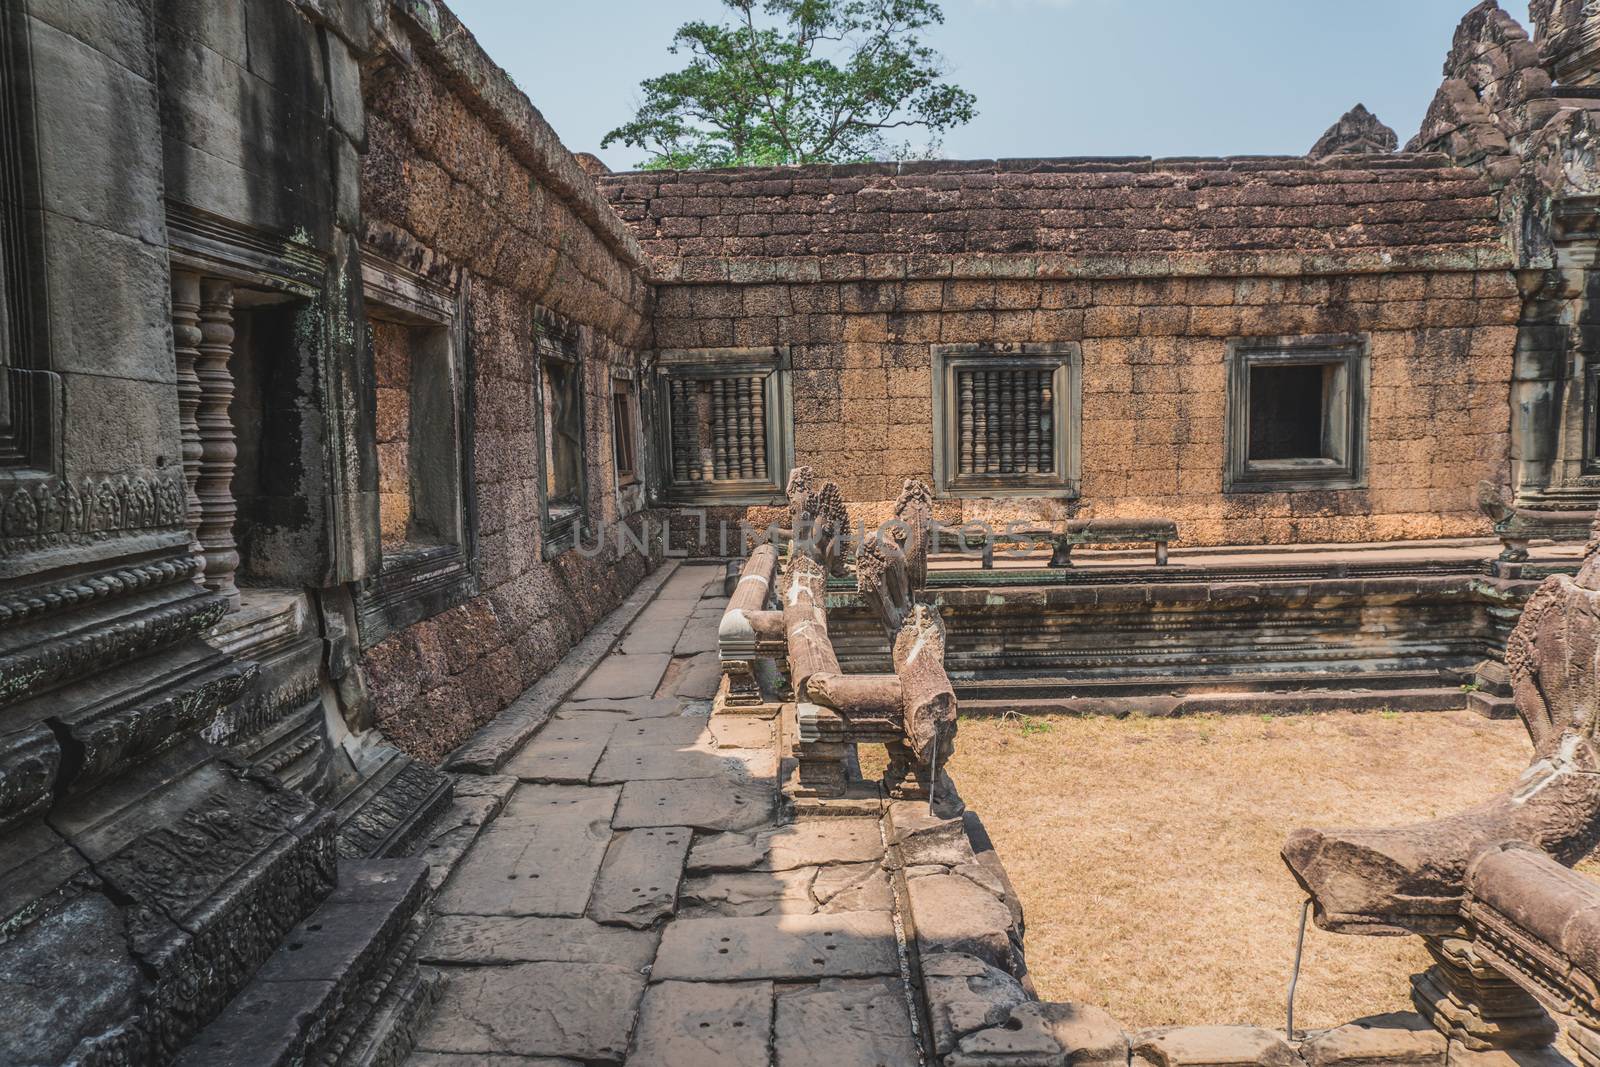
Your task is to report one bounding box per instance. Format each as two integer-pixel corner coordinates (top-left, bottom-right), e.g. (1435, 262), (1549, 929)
(958, 518), (1178, 568)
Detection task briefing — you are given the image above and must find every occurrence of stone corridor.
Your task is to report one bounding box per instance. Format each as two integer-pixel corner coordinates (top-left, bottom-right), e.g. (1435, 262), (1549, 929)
(406, 562), (923, 1066)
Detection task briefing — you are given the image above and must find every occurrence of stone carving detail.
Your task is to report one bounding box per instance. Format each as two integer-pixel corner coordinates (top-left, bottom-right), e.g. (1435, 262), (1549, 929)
(1308, 103), (1398, 158)
(0, 554), (199, 627)
(171, 271), (205, 583)
(783, 465), (849, 573)
(958, 368), (1055, 475)
(0, 593), (228, 706)
(0, 474), (185, 556)
(668, 374), (768, 483)
(196, 278), (240, 609)
(1284, 519), (1600, 934)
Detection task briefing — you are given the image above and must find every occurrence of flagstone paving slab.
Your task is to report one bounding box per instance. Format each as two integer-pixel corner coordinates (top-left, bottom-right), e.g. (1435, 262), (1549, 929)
(413, 963), (645, 1062)
(501, 713), (625, 784)
(418, 915), (658, 971)
(587, 827), (692, 929)
(571, 653), (672, 700)
(688, 818), (884, 873)
(614, 778), (776, 832)
(774, 977), (920, 1067)
(650, 912), (901, 982)
(591, 741), (775, 785)
(678, 869), (820, 918)
(605, 714), (712, 749)
(626, 980), (775, 1067)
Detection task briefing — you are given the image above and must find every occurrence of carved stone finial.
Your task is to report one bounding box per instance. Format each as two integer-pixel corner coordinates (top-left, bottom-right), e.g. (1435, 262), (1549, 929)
(1309, 104), (1399, 158)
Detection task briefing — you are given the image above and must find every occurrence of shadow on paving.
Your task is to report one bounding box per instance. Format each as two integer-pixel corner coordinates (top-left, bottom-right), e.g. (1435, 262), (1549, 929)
(404, 563), (923, 1067)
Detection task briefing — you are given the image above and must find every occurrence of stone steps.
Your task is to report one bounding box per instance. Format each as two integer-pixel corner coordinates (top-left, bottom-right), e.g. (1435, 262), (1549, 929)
(173, 858), (431, 1067)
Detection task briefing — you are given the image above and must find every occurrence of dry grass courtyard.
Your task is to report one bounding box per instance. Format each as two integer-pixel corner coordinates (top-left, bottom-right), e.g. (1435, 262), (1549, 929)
(942, 709), (1534, 1030)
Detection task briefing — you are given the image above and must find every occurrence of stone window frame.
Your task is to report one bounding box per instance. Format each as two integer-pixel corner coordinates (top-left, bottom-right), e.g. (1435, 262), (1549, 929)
(612, 372), (640, 488)
(353, 250), (476, 647)
(1224, 334), (1369, 494)
(533, 312), (588, 559)
(1582, 360), (1600, 477)
(649, 346), (795, 507)
(931, 342), (1082, 500)
(0, 2), (58, 475)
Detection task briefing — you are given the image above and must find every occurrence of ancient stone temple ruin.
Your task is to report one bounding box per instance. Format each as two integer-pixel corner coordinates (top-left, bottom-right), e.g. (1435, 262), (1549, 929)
(17, 0), (1600, 1063)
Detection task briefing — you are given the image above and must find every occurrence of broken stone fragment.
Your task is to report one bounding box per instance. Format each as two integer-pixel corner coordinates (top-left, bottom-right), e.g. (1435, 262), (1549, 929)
(889, 804), (976, 867)
(949, 1002), (1128, 1067)
(1298, 1012), (1445, 1067)
(1135, 1026), (1301, 1067)
(922, 951), (1030, 1055)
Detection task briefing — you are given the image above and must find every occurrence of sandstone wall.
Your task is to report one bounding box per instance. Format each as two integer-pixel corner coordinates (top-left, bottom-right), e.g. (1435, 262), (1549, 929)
(608, 159), (1520, 546)
(357, 7), (656, 761)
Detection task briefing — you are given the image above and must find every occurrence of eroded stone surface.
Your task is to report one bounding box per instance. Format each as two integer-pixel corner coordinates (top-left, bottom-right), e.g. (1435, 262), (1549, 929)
(709, 715), (776, 750)
(1300, 1012), (1446, 1067)
(414, 963), (646, 1062)
(813, 861), (894, 913)
(587, 827), (692, 929)
(435, 786), (618, 917)
(591, 741), (774, 785)
(774, 977), (918, 1067)
(923, 951), (1030, 1056)
(614, 778), (775, 832)
(1136, 1026), (1300, 1067)
(571, 654), (672, 701)
(906, 871), (1017, 972)
(627, 980), (774, 1067)
(689, 818), (884, 873)
(679, 869), (820, 918)
(501, 713), (624, 784)
(419, 915), (658, 971)
(651, 912), (900, 982)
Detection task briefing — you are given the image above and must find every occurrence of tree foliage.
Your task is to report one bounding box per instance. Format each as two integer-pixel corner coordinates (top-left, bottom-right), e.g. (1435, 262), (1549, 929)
(602, 0), (977, 170)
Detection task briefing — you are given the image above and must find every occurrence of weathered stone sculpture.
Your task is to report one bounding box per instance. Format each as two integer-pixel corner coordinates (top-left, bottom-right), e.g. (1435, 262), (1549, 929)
(1477, 480), (1595, 560)
(1283, 511), (1600, 1051)
(783, 465), (850, 574)
(1309, 103), (1399, 158)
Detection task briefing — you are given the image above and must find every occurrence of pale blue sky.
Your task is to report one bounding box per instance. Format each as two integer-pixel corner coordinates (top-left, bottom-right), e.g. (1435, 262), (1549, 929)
(446, 0), (1537, 172)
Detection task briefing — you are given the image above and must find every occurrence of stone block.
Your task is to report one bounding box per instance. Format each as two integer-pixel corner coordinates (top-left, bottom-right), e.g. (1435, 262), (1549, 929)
(906, 871), (1018, 973)
(690, 818), (884, 873)
(1135, 1026), (1302, 1067)
(890, 805), (976, 867)
(1301, 1013), (1447, 1067)
(627, 980), (774, 1067)
(587, 827), (692, 928)
(651, 911), (900, 982)
(413, 963), (646, 1062)
(923, 952), (1031, 1056)
(614, 778), (775, 832)
(813, 861), (894, 913)
(572, 654), (672, 700)
(502, 712), (625, 784)
(679, 869), (820, 917)
(774, 977), (919, 1067)
(592, 740), (774, 785)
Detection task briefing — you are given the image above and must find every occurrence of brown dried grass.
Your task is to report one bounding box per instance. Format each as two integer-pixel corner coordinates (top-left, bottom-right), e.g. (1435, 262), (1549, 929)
(942, 709), (1533, 1031)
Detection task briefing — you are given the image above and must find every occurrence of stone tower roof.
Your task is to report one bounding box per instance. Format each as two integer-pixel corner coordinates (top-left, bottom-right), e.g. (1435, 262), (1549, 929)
(1308, 104), (1399, 158)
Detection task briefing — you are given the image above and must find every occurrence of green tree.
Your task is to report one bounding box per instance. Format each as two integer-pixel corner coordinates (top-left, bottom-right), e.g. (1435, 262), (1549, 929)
(603, 0), (977, 170)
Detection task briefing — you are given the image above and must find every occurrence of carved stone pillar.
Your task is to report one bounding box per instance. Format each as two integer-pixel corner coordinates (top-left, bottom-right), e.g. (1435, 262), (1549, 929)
(197, 278), (241, 609)
(171, 271), (205, 587)
(1412, 936), (1558, 1051)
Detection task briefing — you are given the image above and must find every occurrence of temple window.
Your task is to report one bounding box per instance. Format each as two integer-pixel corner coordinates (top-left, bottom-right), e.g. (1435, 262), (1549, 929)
(535, 316), (587, 556)
(612, 376), (640, 487)
(653, 346), (793, 504)
(932, 343), (1080, 498)
(352, 250), (475, 643)
(1225, 336), (1367, 492)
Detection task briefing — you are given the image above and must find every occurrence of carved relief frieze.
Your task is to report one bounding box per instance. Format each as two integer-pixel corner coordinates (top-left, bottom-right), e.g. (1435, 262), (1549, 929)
(0, 721), (61, 830)
(67, 661), (255, 790)
(0, 555), (200, 628)
(0, 592), (228, 706)
(0, 474), (185, 557)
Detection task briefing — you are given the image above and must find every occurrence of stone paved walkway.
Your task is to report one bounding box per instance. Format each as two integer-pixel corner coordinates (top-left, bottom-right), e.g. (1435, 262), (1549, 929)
(407, 563), (922, 1066)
